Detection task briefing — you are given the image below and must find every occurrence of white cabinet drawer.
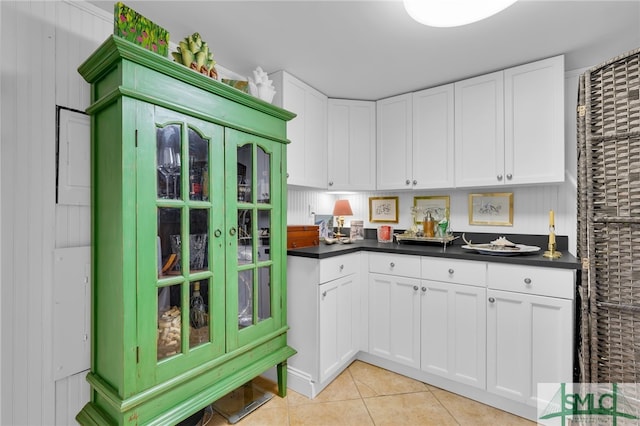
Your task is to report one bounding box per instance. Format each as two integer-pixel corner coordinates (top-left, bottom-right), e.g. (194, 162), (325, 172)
(368, 253), (421, 278)
(421, 257), (486, 287)
(487, 263), (575, 299)
(319, 253), (360, 283)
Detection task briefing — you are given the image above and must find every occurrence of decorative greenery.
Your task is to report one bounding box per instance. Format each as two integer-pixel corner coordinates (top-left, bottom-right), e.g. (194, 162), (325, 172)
(171, 33), (218, 79)
(114, 2), (169, 57)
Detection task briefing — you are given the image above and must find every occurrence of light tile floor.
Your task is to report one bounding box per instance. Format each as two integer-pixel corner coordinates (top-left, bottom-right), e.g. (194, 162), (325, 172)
(207, 360), (535, 426)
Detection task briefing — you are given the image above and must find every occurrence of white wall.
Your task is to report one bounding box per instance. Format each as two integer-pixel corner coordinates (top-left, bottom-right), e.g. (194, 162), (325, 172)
(1, 1), (110, 425)
(0, 1), (637, 424)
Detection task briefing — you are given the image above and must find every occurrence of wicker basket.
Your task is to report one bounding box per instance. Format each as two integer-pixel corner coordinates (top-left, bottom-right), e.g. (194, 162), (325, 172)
(579, 47), (640, 383)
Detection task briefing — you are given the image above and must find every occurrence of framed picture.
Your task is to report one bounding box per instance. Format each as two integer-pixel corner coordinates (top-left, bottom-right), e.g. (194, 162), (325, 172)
(369, 196), (399, 223)
(350, 220), (364, 240)
(468, 192), (514, 226)
(413, 196), (450, 223)
(314, 215), (334, 239)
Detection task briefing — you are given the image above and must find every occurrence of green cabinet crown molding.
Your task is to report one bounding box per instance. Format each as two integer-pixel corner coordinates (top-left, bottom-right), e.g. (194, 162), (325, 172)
(78, 35), (295, 131)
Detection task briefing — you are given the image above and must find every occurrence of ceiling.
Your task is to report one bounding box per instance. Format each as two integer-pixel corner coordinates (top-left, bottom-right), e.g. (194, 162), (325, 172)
(89, 0), (640, 100)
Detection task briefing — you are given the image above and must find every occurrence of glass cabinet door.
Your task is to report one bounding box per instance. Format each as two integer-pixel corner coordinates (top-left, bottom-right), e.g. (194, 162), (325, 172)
(137, 106), (225, 385)
(225, 128), (284, 350)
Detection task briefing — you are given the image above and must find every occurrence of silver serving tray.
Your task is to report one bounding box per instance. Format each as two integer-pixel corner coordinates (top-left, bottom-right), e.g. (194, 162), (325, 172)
(395, 234), (459, 244)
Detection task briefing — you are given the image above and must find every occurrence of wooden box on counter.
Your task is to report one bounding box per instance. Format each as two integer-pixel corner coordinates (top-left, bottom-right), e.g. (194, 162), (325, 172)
(287, 225), (319, 249)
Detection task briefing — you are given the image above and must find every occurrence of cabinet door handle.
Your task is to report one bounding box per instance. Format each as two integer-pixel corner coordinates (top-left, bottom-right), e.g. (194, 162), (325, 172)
(405, 179), (411, 185)
(229, 227), (237, 236)
(413, 285), (419, 291)
(322, 291), (327, 298)
(524, 278), (532, 285)
(506, 173), (513, 180)
(497, 174), (503, 181)
(488, 297), (496, 303)
(339, 264), (344, 271)
(214, 229), (222, 238)
(390, 262), (395, 268)
(412, 179), (417, 185)
(421, 287), (427, 292)
(448, 268), (454, 274)
(328, 181), (334, 186)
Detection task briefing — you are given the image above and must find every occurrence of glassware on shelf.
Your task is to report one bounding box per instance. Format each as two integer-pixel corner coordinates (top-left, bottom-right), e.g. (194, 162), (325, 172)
(158, 145), (181, 199)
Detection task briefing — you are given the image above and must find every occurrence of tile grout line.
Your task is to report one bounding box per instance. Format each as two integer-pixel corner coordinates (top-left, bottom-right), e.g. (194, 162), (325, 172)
(429, 388), (463, 426)
(347, 365), (378, 425)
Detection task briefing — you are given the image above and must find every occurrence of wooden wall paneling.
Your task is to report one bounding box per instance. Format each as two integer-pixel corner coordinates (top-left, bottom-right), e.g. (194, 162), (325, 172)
(1, 1), (57, 424)
(54, 371), (91, 426)
(51, 3), (110, 425)
(53, 247), (91, 381)
(55, 0), (111, 111)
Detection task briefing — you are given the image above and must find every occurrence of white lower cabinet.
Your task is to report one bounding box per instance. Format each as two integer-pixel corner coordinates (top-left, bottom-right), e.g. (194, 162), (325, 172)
(420, 257), (487, 388)
(368, 271), (421, 368)
(486, 263), (575, 407)
(319, 272), (359, 383)
(286, 253), (361, 397)
(289, 249), (576, 421)
(420, 280), (486, 388)
(368, 254), (487, 387)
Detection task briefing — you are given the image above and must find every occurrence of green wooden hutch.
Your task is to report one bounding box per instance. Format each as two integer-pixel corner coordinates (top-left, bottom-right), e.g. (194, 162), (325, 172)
(76, 36), (296, 425)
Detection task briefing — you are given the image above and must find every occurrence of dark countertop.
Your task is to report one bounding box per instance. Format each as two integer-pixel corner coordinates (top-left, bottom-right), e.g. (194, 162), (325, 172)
(287, 236), (581, 270)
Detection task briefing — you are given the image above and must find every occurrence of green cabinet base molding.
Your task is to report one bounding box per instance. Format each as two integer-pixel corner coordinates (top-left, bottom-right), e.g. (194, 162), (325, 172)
(77, 36), (295, 425)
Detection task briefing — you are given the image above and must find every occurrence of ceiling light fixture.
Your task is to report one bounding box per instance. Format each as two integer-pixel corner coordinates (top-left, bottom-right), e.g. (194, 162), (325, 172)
(403, 0), (518, 28)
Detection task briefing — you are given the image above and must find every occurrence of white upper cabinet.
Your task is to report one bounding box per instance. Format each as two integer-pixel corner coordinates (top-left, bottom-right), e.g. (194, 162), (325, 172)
(455, 56), (565, 188)
(412, 84), (455, 189)
(328, 99), (376, 190)
(504, 55), (565, 185)
(376, 93), (413, 190)
(454, 71), (505, 187)
(271, 71), (328, 188)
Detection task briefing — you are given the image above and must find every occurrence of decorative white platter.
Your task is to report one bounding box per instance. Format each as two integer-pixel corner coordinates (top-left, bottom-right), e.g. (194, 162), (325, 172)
(461, 244), (541, 256)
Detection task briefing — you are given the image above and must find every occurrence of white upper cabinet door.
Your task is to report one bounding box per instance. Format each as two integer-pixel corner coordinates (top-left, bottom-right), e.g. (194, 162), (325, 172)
(305, 88), (329, 188)
(328, 99), (376, 190)
(412, 84), (455, 189)
(376, 93), (413, 190)
(454, 70), (505, 188)
(270, 71), (328, 188)
(504, 55), (565, 185)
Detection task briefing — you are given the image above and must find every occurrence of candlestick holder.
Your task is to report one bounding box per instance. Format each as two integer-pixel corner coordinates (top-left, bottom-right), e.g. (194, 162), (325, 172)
(543, 225), (562, 259)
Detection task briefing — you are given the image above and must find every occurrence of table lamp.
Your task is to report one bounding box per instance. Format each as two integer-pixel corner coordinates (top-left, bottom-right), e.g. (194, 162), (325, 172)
(332, 199), (353, 238)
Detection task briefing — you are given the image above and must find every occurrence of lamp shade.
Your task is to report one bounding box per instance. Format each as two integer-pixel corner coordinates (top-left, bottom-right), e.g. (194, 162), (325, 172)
(333, 199), (353, 216)
(403, 0), (518, 27)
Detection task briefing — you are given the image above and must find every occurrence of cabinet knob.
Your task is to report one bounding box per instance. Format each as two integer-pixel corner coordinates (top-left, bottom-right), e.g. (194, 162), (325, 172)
(287, 173), (290, 178)
(229, 227), (237, 236)
(413, 180), (417, 185)
(488, 297), (496, 303)
(506, 173), (513, 180)
(390, 262), (395, 268)
(497, 174), (503, 181)
(214, 229), (222, 238)
(524, 278), (532, 285)
(339, 264), (344, 271)
(421, 287), (427, 292)
(329, 181), (334, 186)
(413, 285), (419, 291)
(448, 268), (454, 274)
(405, 179), (411, 185)
(322, 291), (327, 298)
